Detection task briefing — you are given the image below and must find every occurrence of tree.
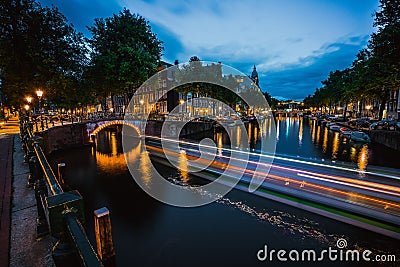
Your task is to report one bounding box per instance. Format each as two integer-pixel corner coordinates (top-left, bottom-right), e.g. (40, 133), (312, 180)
(87, 8), (163, 109)
(175, 57), (240, 110)
(365, 0), (400, 119)
(304, 0), (400, 120)
(0, 0), (88, 108)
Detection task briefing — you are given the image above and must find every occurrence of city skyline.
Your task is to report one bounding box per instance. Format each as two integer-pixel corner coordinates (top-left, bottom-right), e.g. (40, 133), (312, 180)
(38, 0), (379, 100)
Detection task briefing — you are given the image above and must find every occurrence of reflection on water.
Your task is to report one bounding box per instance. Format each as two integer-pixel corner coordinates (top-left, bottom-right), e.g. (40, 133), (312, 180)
(297, 117), (399, 169)
(298, 117), (303, 145)
(244, 117), (399, 170)
(358, 145), (369, 173)
(189, 116), (400, 169)
(178, 150), (189, 183)
(140, 150), (152, 188)
(331, 132), (339, 159)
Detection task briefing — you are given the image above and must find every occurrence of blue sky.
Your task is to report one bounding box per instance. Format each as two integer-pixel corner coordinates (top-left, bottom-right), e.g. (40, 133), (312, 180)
(38, 0), (379, 100)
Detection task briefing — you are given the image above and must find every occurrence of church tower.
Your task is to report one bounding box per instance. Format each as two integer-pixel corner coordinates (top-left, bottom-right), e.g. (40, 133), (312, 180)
(251, 65), (259, 87)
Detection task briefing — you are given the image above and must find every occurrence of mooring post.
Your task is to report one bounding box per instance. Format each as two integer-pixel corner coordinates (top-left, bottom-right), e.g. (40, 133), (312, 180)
(57, 163), (66, 189)
(94, 207), (115, 266)
(90, 134), (96, 148)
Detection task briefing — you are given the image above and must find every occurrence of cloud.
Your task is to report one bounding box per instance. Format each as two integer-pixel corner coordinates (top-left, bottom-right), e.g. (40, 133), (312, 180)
(39, 0), (123, 35)
(38, 0), (378, 99)
(261, 35), (370, 100)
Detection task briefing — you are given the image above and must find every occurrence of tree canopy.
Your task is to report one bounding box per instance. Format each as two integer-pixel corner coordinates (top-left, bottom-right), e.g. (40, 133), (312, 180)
(0, 0), (88, 108)
(86, 8), (164, 103)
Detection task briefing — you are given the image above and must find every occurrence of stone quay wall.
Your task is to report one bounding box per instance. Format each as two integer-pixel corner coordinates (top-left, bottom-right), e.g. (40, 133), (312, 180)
(369, 130), (400, 151)
(37, 120), (214, 154)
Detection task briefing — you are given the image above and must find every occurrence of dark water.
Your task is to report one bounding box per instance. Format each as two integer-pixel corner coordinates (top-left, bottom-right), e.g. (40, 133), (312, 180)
(49, 118), (400, 267)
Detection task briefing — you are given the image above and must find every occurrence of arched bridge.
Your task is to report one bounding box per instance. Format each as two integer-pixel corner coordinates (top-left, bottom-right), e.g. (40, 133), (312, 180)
(86, 119), (143, 137)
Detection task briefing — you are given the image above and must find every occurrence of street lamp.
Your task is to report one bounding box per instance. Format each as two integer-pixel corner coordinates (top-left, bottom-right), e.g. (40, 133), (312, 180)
(24, 104), (30, 116)
(36, 89), (44, 131)
(25, 97), (32, 121)
(179, 99), (185, 120)
(139, 99), (144, 120)
(365, 105), (372, 118)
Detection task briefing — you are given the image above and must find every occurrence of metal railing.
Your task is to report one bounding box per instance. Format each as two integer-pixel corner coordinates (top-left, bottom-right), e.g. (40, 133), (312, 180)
(20, 117), (107, 267)
(29, 112), (125, 133)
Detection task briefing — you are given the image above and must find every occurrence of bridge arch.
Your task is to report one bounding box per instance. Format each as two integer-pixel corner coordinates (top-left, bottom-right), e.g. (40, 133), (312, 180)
(88, 120), (142, 137)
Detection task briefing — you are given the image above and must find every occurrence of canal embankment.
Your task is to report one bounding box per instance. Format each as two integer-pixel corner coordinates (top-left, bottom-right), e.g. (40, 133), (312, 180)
(368, 130), (400, 151)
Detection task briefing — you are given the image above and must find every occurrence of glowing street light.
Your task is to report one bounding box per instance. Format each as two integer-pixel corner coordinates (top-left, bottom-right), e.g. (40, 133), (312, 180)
(365, 105), (372, 118)
(26, 96), (32, 104)
(36, 90), (43, 98)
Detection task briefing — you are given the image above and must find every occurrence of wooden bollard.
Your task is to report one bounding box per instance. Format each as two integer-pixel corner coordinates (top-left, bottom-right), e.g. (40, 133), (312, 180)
(57, 163), (66, 189)
(94, 207), (115, 265)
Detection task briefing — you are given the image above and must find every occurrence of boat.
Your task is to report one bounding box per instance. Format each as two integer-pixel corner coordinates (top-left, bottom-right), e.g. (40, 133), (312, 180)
(329, 124), (341, 132)
(340, 127), (352, 136)
(350, 131), (371, 143)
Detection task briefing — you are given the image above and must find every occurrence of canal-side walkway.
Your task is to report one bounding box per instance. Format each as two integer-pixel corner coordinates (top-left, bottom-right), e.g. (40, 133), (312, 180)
(9, 134), (54, 267)
(0, 115), (54, 267)
(0, 135), (13, 266)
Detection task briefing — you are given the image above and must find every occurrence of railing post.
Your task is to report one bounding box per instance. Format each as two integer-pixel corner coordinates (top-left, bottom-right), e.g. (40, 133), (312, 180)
(26, 135), (42, 185)
(47, 190), (86, 266)
(94, 207), (115, 266)
(31, 152), (50, 238)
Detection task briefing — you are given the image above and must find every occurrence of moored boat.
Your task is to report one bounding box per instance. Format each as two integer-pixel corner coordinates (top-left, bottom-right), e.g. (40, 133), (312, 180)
(350, 131), (371, 143)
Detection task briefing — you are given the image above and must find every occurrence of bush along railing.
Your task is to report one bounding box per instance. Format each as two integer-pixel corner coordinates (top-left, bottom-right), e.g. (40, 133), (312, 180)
(20, 116), (115, 267)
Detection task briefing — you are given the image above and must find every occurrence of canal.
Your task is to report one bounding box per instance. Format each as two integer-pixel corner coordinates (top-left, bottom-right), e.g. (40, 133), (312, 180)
(49, 117), (400, 266)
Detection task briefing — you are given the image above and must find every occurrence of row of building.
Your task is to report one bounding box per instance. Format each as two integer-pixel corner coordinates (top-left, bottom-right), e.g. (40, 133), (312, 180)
(103, 60), (262, 119)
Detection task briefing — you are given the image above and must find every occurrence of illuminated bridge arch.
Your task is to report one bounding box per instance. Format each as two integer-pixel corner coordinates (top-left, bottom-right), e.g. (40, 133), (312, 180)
(88, 120), (142, 137)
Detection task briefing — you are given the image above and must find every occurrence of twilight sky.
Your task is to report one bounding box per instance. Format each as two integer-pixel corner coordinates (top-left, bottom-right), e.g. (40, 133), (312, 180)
(38, 0), (379, 100)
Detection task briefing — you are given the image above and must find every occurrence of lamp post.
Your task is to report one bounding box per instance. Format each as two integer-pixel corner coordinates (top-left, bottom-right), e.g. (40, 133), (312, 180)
(179, 99), (185, 119)
(139, 99), (144, 121)
(36, 89), (44, 131)
(24, 104), (30, 120)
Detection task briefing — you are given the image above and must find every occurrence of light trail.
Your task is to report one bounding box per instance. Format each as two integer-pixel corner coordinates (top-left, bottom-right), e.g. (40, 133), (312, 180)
(145, 139), (400, 212)
(146, 136), (400, 180)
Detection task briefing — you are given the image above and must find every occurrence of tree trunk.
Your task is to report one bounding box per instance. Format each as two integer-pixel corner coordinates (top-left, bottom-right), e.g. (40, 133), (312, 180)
(343, 102), (348, 121)
(378, 98), (387, 120)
